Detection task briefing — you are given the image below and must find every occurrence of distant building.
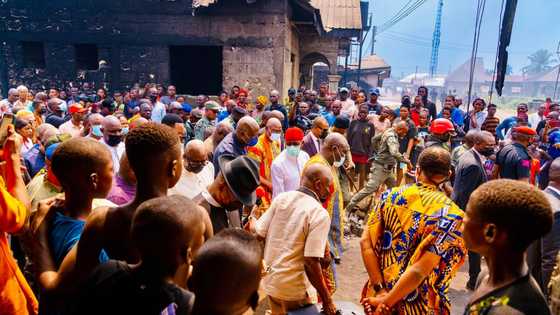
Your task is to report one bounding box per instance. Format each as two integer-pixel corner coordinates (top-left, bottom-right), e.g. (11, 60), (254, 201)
(340, 54), (391, 90)
(0, 0), (364, 99)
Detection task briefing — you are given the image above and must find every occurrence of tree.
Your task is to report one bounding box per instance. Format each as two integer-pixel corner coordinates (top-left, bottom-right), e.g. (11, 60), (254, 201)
(522, 49), (558, 75)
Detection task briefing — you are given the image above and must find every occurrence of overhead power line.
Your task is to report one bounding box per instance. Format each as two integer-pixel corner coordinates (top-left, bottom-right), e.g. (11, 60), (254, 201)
(377, 0), (429, 34)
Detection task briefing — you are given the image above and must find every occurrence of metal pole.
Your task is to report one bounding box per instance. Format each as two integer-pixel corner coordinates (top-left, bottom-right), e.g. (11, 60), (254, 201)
(371, 26), (377, 55)
(357, 32), (364, 88)
(553, 41), (560, 101)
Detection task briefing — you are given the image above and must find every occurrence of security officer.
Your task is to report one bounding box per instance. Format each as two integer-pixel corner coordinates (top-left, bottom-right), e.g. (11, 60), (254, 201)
(194, 100), (220, 140)
(494, 126), (536, 182)
(345, 121), (412, 212)
(425, 118), (456, 151)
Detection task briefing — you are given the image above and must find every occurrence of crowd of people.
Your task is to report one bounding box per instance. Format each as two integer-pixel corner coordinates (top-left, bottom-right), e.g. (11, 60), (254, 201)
(0, 80), (560, 315)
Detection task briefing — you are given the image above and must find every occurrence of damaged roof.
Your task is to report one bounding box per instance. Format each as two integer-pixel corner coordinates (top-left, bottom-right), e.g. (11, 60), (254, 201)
(193, 0), (363, 34)
(310, 0), (362, 32)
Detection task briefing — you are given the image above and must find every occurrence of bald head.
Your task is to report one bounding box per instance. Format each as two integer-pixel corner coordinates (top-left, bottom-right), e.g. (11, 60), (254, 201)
(102, 115), (122, 143)
(322, 132), (350, 165)
(266, 117), (282, 129)
(301, 163), (333, 188)
(130, 117), (149, 129)
(89, 113), (104, 126)
(392, 120), (408, 138)
(102, 115), (121, 129)
(464, 130), (480, 148)
(185, 139), (206, 156)
(235, 116), (260, 146)
(549, 158), (560, 183)
(271, 110), (285, 122)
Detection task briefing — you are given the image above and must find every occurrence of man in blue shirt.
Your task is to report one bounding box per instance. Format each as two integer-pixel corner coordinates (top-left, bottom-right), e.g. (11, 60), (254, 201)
(213, 116), (260, 176)
(496, 103), (530, 140)
(124, 88), (140, 119)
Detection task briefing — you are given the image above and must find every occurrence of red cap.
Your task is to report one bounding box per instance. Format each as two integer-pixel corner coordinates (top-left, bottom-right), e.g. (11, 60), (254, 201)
(430, 118), (455, 135)
(238, 89), (248, 97)
(513, 126), (537, 136)
(69, 103), (87, 114)
(285, 127), (304, 142)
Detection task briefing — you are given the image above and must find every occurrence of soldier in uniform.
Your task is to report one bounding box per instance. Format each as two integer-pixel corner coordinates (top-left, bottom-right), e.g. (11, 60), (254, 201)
(194, 101), (220, 140)
(345, 121), (412, 213)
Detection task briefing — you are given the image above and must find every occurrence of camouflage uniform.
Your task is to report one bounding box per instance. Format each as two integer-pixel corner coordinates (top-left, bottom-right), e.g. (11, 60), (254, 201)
(345, 128), (407, 212)
(194, 116), (216, 141)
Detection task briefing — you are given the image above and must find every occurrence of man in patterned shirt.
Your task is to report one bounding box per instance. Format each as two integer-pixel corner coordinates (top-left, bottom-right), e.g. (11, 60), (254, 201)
(360, 146), (466, 315)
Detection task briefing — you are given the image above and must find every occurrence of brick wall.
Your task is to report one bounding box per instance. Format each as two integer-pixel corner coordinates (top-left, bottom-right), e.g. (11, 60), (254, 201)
(0, 0), (289, 99)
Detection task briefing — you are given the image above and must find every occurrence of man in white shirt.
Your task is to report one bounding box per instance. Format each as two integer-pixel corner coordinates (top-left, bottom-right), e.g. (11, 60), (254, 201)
(252, 163), (337, 315)
(58, 103), (86, 137)
(100, 115), (125, 174)
(146, 87), (166, 123)
(529, 103), (546, 129)
(271, 127), (310, 198)
(169, 140), (214, 199)
(338, 87), (356, 119)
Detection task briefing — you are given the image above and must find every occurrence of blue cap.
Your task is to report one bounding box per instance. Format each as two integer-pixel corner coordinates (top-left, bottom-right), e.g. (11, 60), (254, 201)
(181, 103), (192, 113)
(369, 87), (380, 96)
(45, 143), (61, 161)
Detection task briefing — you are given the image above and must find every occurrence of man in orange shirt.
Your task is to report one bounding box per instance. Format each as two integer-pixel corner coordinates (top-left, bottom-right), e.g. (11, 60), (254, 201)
(248, 117), (282, 205)
(0, 125), (37, 315)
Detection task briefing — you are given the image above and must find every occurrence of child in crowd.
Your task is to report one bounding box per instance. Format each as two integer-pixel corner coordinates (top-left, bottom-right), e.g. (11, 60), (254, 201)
(72, 195), (204, 315)
(463, 179), (552, 314)
(189, 229), (263, 315)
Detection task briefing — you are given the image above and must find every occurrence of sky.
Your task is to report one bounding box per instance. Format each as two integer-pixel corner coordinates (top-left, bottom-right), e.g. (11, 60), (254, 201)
(361, 0), (560, 78)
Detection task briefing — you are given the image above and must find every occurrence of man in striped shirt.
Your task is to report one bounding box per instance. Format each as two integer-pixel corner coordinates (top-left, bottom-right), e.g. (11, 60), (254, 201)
(481, 103), (500, 139)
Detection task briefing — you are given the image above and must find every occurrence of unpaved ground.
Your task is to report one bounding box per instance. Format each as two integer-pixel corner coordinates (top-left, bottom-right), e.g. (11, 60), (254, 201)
(251, 236), (472, 315)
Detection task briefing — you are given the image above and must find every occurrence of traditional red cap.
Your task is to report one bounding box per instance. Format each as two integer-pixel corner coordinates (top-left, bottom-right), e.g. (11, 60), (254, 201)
(238, 89), (248, 97)
(513, 126), (537, 136)
(285, 127), (304, 142)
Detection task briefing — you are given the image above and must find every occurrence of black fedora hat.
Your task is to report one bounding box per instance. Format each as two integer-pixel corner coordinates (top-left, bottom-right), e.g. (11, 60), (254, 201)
(218, 154), (260, 207)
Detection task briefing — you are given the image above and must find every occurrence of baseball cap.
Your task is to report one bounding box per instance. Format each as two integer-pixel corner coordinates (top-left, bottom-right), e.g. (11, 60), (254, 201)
(369, 88), (380, 96)
(205, 100), (221, 111)
(339, 87), (349, 93)
(181, 103), (193, 113)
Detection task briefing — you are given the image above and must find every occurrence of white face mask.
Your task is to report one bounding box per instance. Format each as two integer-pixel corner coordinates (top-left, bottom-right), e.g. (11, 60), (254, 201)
(270, 132), (281, 142)
(333, 147), (346, 167)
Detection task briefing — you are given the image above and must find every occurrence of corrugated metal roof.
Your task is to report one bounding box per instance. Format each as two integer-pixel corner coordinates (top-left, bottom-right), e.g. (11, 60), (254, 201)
(310, 0), (362, 32)
(192, 0), (218, 8)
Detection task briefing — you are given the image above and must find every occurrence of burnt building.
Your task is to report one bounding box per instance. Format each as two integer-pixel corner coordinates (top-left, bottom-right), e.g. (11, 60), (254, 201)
(0, 0), (364, 99)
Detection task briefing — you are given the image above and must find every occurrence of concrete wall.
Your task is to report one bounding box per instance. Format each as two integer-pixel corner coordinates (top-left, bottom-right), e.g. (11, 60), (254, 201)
(0, 0), (290, 99)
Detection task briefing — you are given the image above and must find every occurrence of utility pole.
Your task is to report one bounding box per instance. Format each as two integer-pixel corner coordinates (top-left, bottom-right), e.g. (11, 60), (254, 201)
(554, 40), (560, 101)
(370, 26), (377, 55)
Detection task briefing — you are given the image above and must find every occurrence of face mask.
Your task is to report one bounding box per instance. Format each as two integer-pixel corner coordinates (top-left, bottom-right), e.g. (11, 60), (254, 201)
(122, 127), (129, 135)
(106, 134), (122, 147)
(247, 136), (258, 147)
(286, 145), (300, 157)
(478, 147), (495, 157)
(320, 129), (328, 139)
(91, 125), (103, 137)
(270, 132), (281, 142)
(59, 102), (67, 113)
(332, 147), (346, 168)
